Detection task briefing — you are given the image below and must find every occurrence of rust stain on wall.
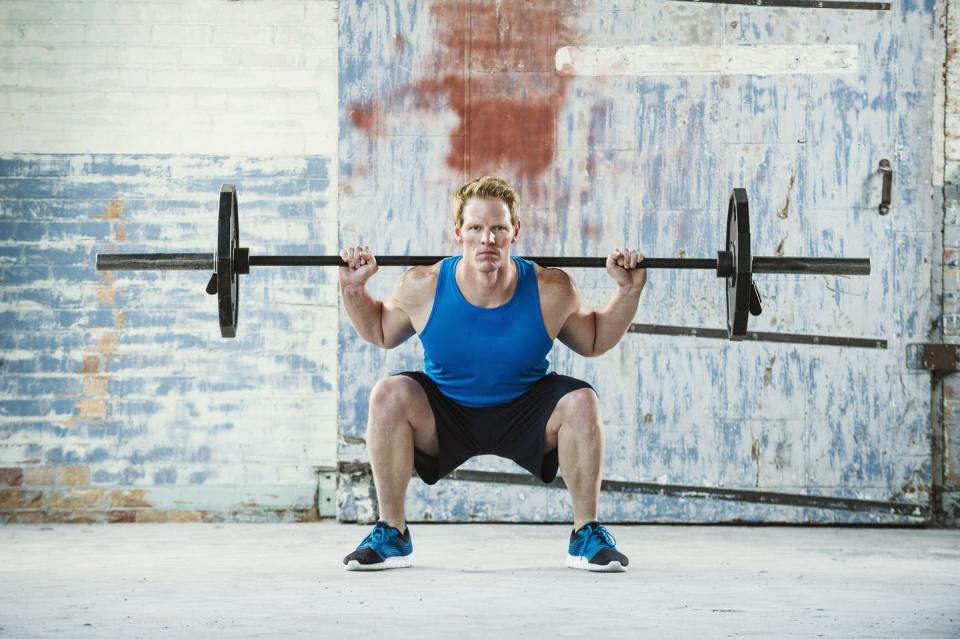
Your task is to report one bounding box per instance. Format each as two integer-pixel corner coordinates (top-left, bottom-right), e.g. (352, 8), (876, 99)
(94, 199), (126, 221)
(81, 376), (108, 396)
(96, 332), (120, 353)
(351, 2), (573, 190)
(80, 198), (125, 425)
(76, 399), (106, 420)
(81, 355), (99, 374)
(96, 287), (116, 305)
(349, 104), (378, 134)
(93, 199), (128, 259)
(112, 489), (152, 508)
(0, 468), (23, 487)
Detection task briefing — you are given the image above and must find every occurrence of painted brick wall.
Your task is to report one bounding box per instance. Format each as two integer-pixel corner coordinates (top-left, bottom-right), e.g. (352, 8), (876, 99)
(943, 0), (960, 525)
(0, 1), (340, 523)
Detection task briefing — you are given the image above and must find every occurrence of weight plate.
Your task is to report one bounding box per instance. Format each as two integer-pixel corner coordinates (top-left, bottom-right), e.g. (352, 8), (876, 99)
(217, 184), (239, 338)
(726, 188), (751, 340)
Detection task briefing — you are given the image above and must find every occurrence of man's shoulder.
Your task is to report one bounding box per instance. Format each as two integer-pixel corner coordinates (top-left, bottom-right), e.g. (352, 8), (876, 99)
(535, 264), (577, 300)
(534, 265), (579, 333)
(535, 264), (574, 288)
(395, 263), (440, 304)
(406, 263), (441, 282)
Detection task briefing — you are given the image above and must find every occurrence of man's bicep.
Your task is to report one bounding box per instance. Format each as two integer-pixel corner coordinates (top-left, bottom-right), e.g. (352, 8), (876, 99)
(380, 295), (416, 348)
(558, 306), (597, 357)
(379, 269), (425, 348)
(552, 273), (596, 357)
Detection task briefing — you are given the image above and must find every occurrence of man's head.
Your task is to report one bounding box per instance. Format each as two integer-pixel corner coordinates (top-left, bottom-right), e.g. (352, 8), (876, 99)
(453, 176), (519, 229)
(453, 177), (521, 273)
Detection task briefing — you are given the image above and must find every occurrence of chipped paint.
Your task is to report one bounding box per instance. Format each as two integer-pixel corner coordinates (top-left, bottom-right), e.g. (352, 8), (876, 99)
(339, 1), (940, 524)
(555, 44), (861, 77)
(0, 153), (338, 523)
(345, 2), (574, 197)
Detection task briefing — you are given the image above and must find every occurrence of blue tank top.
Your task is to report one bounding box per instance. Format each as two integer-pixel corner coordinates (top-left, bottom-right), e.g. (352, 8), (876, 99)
(419, 256), (553, 407)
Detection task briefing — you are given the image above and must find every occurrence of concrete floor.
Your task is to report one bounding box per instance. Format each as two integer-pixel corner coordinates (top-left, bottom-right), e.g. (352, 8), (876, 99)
(0, 523), (958, 638)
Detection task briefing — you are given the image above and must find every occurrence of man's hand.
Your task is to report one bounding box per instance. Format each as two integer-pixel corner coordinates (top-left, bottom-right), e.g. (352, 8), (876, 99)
(606, 248), (646, 293)
(339, 245), (378, 290)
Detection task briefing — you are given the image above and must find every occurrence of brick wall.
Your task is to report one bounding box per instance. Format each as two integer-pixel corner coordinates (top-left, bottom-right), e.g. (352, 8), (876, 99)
(0, 1), (340, 523)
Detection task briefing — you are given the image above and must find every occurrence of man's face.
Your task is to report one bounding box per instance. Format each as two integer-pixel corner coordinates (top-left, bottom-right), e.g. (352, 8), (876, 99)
(455, 197), (519, 272)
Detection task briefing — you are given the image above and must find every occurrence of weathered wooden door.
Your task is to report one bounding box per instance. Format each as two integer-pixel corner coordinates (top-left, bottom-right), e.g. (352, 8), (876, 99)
(338, 1), (940, 524)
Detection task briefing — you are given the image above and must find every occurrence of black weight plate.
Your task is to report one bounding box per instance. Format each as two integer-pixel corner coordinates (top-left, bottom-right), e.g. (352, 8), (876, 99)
(726, 188), (751, 340)
(217, 184), (238, 338)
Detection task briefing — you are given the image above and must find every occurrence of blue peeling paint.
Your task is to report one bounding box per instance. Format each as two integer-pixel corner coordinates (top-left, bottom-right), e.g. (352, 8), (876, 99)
(128, 447), (176, 465)
(44, 447), (82, 465)
(0, 399), (75, 417)
(92, 469), (115, 483)
(900, 0), (935, 14)
(84, 448), (112, 463)
(121, 467), (146, 485)
(153, 468), (177, 485)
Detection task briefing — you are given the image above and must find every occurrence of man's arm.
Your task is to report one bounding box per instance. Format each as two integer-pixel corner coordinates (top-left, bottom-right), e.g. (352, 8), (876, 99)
(341, 280), (416, 349)
(557, 248), (646, 357)
(339, 245), (416, 349)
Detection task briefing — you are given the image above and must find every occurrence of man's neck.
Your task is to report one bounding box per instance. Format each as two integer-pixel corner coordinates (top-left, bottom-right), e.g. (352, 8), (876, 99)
(456, 255), (517, 306)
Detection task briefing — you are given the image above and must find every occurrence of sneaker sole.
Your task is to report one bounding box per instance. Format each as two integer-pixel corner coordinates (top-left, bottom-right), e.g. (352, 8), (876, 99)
(565, 555), (628, 573)
(344, 554), (414, 571)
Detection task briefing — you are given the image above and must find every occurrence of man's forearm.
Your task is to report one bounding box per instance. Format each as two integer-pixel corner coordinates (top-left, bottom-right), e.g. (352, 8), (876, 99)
(593, 286), (643, 355)
(341, 284), (385, 347)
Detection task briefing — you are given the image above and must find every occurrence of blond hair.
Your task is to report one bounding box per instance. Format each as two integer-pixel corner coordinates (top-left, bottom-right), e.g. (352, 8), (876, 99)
(453, 176), (519, 228)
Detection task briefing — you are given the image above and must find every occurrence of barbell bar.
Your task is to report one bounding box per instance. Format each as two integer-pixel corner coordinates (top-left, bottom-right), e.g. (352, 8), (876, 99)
(96, 253), (867, 274)
(95, 185), (871, 340)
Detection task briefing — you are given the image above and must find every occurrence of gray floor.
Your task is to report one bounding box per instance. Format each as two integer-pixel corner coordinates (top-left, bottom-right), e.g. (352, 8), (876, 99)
(1, 522), (958, 638)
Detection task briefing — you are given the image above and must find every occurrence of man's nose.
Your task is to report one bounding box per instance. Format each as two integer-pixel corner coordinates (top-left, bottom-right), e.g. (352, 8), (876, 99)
(481, 229), (495, 243)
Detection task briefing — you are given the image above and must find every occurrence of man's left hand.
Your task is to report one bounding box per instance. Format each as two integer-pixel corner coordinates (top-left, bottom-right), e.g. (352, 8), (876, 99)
(606, 248), (646, 293)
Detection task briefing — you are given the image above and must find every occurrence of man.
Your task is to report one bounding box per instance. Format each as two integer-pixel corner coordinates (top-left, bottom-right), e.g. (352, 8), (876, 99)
(338, 176), (646, 572)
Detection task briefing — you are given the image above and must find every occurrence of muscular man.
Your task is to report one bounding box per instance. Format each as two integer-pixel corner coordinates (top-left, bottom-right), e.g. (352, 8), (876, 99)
(338, 176), (646, 572)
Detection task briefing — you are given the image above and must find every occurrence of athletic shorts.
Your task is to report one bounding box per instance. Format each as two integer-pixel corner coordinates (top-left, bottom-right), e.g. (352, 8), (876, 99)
(396, 371), (595, 485)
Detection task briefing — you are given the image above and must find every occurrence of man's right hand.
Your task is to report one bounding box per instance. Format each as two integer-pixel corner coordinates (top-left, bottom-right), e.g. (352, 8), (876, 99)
(338, 245), (378, 289)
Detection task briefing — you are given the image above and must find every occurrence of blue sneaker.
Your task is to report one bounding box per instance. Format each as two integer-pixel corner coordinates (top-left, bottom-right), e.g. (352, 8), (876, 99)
(566, 521), (629, 572)
(343, 521), (414, 571)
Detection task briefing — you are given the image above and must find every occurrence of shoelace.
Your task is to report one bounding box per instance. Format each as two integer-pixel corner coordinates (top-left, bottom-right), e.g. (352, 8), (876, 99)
(582, 524), (616, 548)
(360, 525), (393, 548)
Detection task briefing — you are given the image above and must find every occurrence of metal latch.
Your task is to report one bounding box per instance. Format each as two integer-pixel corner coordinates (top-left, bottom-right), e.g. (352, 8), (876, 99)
(910, 344), (960, 373)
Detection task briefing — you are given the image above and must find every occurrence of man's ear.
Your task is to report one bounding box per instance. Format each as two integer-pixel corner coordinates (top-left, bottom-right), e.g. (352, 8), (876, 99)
(512, 220), (520, 243)
(454, 224), (463, 245)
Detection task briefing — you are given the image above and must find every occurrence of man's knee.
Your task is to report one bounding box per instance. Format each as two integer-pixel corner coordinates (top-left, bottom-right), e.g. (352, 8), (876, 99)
(557, 388), (602, 435)
(369, 376), (417, 422)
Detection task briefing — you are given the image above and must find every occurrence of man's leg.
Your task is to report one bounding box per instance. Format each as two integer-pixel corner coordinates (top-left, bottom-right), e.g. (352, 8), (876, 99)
(543, 388), (603, 531)
(367, 375), (439, 530)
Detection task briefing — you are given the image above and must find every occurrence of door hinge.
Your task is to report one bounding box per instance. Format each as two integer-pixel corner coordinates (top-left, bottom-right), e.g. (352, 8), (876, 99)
(907, 344), (960, 373)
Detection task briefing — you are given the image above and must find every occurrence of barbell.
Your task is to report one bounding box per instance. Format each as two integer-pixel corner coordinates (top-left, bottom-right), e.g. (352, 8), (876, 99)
(95, 184), (871, 339)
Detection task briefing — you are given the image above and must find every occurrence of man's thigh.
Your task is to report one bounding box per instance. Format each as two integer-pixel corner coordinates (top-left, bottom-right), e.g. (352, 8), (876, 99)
(543, 395), (566, 453)
(542, 386), (599, 453)
(385, 375), (440, 457)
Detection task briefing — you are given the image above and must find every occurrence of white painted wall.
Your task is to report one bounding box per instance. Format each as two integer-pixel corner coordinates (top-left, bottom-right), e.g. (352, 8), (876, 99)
(0, 0), (338, 156)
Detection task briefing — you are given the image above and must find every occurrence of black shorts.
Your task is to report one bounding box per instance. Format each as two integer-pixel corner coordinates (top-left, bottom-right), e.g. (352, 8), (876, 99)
(397, 371), (595, 485)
